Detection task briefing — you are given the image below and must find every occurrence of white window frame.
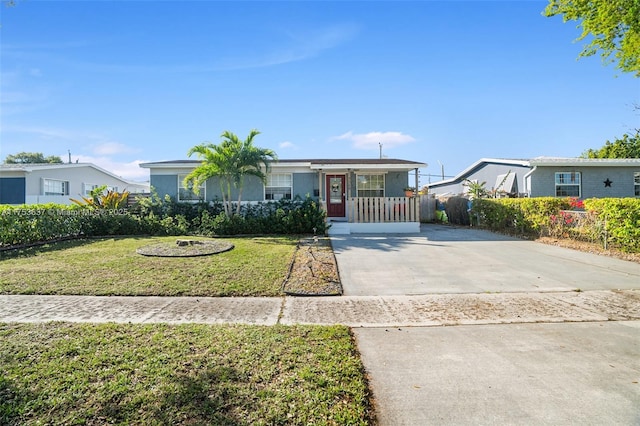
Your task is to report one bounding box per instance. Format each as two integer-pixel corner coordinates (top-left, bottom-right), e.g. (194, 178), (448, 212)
(43, 178), (69, 196)
(554, 172), (581, 197)
(83, 183), (100, 196)
(265, 173), (292, 201)
(634, 172), (640, 197)
(177, 174), (205, 202)
(356, 173), (385, 197)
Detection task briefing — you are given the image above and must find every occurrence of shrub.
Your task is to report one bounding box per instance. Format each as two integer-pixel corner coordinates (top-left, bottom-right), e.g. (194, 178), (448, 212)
(444, 197), (471, 226)
(0, 204), (84, 247)
(583, 198), (640, 252)
(471, 198), (571, 235)
(0, 194), (327, 247)
(195, 197), (327, 236)
(469, 197), (640, 253)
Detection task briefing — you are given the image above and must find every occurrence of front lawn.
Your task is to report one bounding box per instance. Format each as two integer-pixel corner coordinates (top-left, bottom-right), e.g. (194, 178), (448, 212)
(0, 236), (297, 296)
(0, 322), (372, 425)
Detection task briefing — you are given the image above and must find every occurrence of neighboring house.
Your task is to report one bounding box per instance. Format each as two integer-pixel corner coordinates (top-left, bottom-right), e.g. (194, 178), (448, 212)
(425, 157), (640, 199)
(140, 158), (427, 234)
(0, 163), (149, 205)
(425, 158), (531, 197)
(525, 157), (640, 198)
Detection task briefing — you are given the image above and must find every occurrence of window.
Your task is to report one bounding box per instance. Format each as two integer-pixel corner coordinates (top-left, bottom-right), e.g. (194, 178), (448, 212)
(555, 172), (581, 197)
(635, 172), (640, 197)
(178, 174), (205, 202)
(83, 184), (100, 196)
(357, 174), (384, 197)
(43, 179), (69, 196)
(265, 173), (292, 200)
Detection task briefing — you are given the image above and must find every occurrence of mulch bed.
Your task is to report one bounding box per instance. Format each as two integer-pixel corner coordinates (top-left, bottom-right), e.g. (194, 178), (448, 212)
(282, 237), (342, 296)
(535, 236), (640, 264)
(136, 239), (234, 257)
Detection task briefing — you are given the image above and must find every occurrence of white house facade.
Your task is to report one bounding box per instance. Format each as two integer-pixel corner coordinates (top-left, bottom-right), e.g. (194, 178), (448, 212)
(0, 163), (149, 205)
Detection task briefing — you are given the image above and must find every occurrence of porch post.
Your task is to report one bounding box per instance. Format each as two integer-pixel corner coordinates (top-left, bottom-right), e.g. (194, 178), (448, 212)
(346, 169), (351, 222)
(414, 167), (419, 221)
(318, 169), (323, 204)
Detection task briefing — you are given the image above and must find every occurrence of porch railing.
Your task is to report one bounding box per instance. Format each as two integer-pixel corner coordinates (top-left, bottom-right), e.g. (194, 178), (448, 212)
(347, 197), (419, 223)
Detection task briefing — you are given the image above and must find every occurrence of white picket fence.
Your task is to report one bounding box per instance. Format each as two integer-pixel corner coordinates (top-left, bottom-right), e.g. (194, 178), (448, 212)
(346, 197), (419, 223)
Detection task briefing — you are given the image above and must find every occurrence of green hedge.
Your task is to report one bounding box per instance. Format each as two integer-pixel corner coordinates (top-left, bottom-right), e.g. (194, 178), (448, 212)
(469, 197), (640, 252)
(132, 194), (327, 236)
(0, 196), (327, 248)
(471, 197), (571, 234)
(583, 198), (640, 252)
(0, 204), (84, 247)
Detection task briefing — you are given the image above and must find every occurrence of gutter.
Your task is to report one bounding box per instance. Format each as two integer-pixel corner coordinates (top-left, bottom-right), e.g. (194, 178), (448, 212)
(523, 166), (536, 197)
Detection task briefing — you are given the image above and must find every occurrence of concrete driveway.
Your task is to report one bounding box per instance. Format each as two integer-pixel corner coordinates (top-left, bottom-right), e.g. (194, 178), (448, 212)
(354, 321), (640, 425)
(331, 224), (640, 425)
(330, 224), (640, 296)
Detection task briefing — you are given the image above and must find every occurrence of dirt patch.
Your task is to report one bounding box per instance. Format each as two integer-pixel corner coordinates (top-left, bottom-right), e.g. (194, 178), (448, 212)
(536, 237), (640, 264)
(282, 237), (342, 296)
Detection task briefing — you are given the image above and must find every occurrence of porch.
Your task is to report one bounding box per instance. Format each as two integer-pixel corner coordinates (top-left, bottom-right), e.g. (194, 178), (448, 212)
(325, 196), (421, 235)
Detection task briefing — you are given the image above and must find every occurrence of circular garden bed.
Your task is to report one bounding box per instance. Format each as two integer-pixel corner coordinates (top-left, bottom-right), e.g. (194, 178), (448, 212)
(136, 239), (234, 257)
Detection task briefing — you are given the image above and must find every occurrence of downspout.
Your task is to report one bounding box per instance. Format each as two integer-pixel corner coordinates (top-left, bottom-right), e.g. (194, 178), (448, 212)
(414, 167), (419, 221)
(523, 166), (536, 197)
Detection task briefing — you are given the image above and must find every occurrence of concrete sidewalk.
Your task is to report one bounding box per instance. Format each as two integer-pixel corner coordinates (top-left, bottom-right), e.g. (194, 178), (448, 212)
(2, 292), (640, 426)
(2, 289), (639, 326)
(2, 291), (640, 425)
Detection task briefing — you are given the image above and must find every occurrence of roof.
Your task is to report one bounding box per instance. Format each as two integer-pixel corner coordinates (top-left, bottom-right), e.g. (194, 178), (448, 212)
(529, 157), (640, 166)
(0, 162), (146, 186)
(140, 158), (427, 170)
(426, 158), (531, 188)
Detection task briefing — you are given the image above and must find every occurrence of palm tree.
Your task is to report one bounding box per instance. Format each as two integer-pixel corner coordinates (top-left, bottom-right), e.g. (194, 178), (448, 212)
(184, 130), (277, 217)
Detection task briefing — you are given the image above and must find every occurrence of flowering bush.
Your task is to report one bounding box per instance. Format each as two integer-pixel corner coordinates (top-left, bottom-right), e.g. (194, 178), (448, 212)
(469, 197), (639, 253)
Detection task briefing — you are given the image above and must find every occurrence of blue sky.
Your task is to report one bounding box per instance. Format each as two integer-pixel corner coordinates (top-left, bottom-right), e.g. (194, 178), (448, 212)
(1, 1), (638, 184)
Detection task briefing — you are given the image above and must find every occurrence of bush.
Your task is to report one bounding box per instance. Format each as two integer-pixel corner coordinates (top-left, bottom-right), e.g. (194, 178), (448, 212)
(195, 197), (327, 236)
(471, 198), (571, 235)
(583, 198), (640, 252)
(0, 195), (327, 247)
(469, 197), (640, 253)
(444, 197), (471, 226)
(0, 204), (84, 247)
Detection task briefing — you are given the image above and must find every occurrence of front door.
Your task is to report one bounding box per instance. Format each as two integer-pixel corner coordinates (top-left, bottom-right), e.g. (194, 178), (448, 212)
(326, 175), (346, 217)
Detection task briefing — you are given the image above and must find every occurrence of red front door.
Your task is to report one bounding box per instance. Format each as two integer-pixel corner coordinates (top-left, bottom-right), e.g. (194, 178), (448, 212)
(326, 175), (346, 217)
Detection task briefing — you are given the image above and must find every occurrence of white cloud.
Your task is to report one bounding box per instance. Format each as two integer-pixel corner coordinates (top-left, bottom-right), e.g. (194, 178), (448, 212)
(2, 125), (147, 181)
(279, 141), (297, 149)
(332, 131), (416, 150)
(74, 155), (150, 182)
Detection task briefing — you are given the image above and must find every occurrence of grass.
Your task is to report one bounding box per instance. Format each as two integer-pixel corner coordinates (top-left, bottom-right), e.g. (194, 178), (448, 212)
(0, 236), (297, 297)
(0, 322), (372, 425)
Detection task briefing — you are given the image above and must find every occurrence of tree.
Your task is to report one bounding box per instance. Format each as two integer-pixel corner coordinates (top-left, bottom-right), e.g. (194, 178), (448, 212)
(581, 130), (640, 158)
(463, 179), (489, 200)
(184, 130), (277, 217)
(4, 152), (63, 164)
(543, 0), (640, 76)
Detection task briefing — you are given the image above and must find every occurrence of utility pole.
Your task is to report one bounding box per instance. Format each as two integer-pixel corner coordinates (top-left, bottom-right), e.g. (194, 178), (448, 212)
(379, 142), (382, 159)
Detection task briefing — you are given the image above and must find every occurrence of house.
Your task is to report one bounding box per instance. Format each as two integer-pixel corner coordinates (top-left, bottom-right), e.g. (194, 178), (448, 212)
(425, 157), (640, 199)
(525, 157), (640, 198)
(0, 163), (150, 205)
(140, 158), (427, 234)
(425, 158), (531, 197)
